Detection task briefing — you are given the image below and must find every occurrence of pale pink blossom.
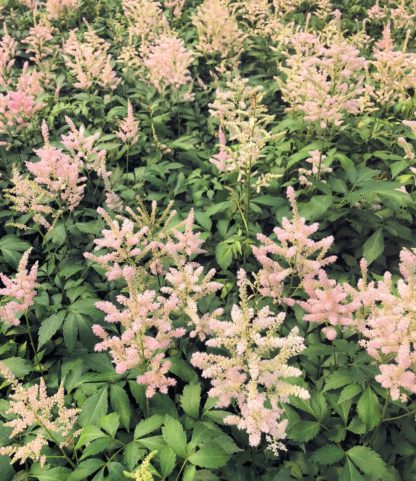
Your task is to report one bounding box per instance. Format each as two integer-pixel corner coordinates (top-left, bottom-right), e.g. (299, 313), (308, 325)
(192, 269), (309, 449)
(0, 363), (78, 466)
(0, 249), (38, 326)
(63, 28), (121, 91)
(115, 100), (140, 145)
(142, 35), (193, 94)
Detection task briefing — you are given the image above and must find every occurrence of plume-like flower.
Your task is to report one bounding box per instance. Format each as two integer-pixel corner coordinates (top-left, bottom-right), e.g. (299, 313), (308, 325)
(0, 249), (38, 326)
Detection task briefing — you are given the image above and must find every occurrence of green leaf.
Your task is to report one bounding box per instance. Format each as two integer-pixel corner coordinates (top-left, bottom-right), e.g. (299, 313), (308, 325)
(323, 370), (354, 392)
(110, 384), (131, 430)
(67, 459), (105, 481)
(0, 235), (32, 268)
(124, 442), (145, 471)
(215, 242), (233, 271)
(100, 413), (120, 438)
(79, 388), (108, 427)
(2, 357), (31, 378)
(311, 445), (344, 465)
(162, 415), (187, 458)
(167, 357), (197, 382)
(30, 467), (71, 481)
(38, 311), (66, 348)
(136, 435), (166, 451)
(134, 415), (165, 439)
(340, 459), (366, 481)
(188, 446), (230, 469)
(338, 384), (362, 404)
(347, 446), (389, 479)
(180, 383), (201, 418)
(158, 446), (177, 478)
(75, 426), (106, 449)
(183, 465), (196, 481)
(287, 421), (320, 442)
(363, 229), (384, 265)
(357, 387), (381, 431)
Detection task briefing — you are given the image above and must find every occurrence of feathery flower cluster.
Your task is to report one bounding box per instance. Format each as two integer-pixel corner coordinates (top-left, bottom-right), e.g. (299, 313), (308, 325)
(85, 200), (222, 397)
(353, 251), (416, 402)
(5, 121), (87, 229)
(63, 28), (121, 91)
(371, 23), (416, 106)
(192, 269), (309, 449)
(16, 62), (48, 96)
(141, 35), (193, 94)
(298, 150), (332, 186)
(253, 187), (336, 301)
(122, 0), (169, 44)
(0, 90), (43, 134)
(209, 76), (275, 185)
(0, 27), (17, 87)
(0, 363), (78, 466)
(46, 0), (78, 20)
(164, 0), (185, 17)
(192, 0), (246, 61)
(22, 21), (55, 64)
(278, 29), (369, 128)
(116, 101), (140, 145)
(27, 121), (87, 211)
(0, 249), (38, 326)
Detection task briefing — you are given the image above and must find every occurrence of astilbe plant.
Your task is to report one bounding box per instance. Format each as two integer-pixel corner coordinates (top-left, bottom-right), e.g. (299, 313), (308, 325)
(22, 21), (55, 65)
(4, 121), (87, 229)
(370, 22), (416, 107)
(85, 200), (222, 397)
(0, 26), (17, 88)
(278, 25), (370, 129)
(63, 27), (121, 91)
(0, 363), (79, 466)
(192, 269), (309, 451)
(0, 90), (43, 137)
(353, 251), (416, 402)
(115, 100), (140, 146)
(192, 0), (247, 63)
(46, 0), (78, 20)
(0, 249), (38, 326)
(252, 187), (336, 302)
(141, 34), (193, 96)
(122, 0), (169, 45)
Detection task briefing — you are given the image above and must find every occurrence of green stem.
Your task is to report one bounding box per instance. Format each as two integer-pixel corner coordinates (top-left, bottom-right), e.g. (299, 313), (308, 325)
(24, 315), (43, 376)
(383, 409), (416, 423)
(174, 458), (188, 481)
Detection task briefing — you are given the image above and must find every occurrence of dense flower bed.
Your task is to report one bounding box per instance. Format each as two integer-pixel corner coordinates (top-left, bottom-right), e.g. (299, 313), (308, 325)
(0, 0), (416, 480)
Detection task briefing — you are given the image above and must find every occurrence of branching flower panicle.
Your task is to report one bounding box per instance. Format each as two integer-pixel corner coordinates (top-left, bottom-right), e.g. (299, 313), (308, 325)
(0, 363), (79, 466)
(192, 269), (309, 449)
(0, 249), (38, 326)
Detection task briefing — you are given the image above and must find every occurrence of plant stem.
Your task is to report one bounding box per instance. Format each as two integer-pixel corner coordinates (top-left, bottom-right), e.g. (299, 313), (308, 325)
(383, 409), (416, 423)
(24, 315), (43, 376)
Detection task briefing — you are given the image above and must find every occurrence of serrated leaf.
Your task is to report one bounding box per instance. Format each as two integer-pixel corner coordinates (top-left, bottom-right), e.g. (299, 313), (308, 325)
(38, 311), (66, 348)
(134, 415), (164, 439)
(158, 446), (176, 478)
(311, 445), (344, 465)
(347, 446), (388, 479)
(215, 242), (233, 271)
(79, 388), (108, 427)
(162, 415), (187, 458)
(100, 413), (120, 438)
(340, 459), (366, 481)
(363, 229), (384, 265)
(67, 459), (105, 481)
(75, 426), (106, 449)
(338, 384), (362, 404)
(2, 357), (32, 378)
(357, 387), (381, 431)
(287, 421), (320, 442)
(323, 371), (354, 392)
(180, 383), (201, 418)
(124, 442), (145, 471)
(110, 384), (131, 430)
(29, 467), (71, 481)
(188, 446), (230, 469)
